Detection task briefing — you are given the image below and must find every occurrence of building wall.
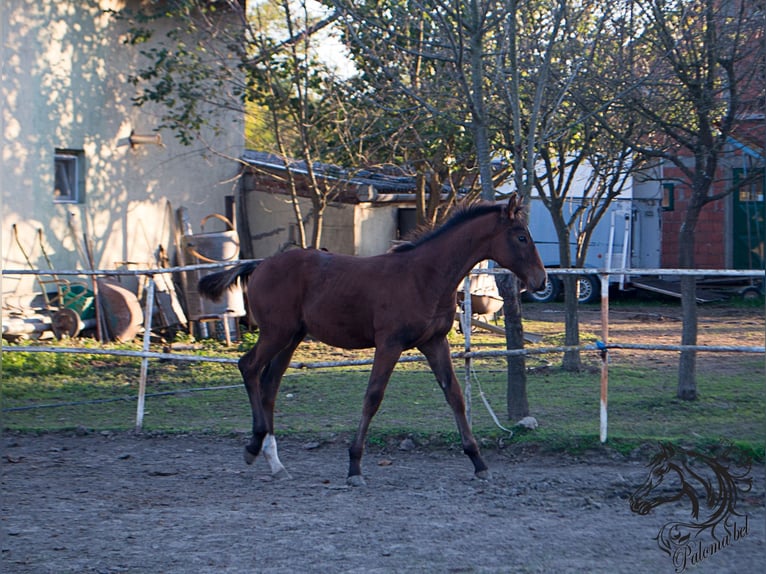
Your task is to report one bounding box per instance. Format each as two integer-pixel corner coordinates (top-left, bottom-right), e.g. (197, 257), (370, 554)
(659, 172), (729, 269)
(241, 164), (401, 258)
(658, 136), (764, 270)
(1, 0), (243, 296)
(242, 190), (399, 259)
(243, 190), (355, 257)
(354, 203), (398, 257)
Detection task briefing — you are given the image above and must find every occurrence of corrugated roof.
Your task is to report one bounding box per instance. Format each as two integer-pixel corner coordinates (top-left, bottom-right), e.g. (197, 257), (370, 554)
(241, 150), (417, 193)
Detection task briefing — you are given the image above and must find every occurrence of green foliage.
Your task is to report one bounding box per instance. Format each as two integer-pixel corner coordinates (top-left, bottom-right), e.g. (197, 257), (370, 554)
(237, 331), (259, 352)
(2, 347), (91, 377)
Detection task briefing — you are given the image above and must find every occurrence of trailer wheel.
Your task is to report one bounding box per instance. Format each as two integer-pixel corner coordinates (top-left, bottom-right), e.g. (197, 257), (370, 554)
(577, 275), (600, 304)
(741, 286), (762, 301)
(523, 276), (561, 303)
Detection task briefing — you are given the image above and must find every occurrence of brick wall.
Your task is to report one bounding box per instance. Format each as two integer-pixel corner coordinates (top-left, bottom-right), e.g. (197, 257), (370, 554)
(660, 167), (728, 269)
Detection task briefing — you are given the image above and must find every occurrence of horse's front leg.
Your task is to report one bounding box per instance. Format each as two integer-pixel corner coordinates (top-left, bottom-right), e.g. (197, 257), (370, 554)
(348, 346), (401, 486)
(419, 337), (489, 480)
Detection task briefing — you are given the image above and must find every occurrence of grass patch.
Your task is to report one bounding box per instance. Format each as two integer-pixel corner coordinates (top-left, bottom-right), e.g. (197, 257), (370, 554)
(2, 337), (763, 462)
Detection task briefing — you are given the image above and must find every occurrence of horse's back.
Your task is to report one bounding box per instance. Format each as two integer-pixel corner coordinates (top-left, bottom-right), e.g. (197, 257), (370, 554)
(247, 249), (392, 347)
(248, 248), (324, 305)
(251, 248), (383, 292)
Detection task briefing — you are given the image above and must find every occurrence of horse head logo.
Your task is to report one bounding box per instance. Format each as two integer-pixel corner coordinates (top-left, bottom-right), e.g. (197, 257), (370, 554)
(630, 443), (752, 559)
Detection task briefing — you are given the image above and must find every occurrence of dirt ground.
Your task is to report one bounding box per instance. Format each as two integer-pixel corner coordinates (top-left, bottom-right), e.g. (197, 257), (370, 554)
(2, 302), (764, 573)
(1, 431), (763, 573)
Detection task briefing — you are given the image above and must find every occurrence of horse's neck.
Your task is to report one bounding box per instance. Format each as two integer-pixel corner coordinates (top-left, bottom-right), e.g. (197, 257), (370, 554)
(408, 214), (495, 287)
(682, 462), (729, 520)
(686, 463), (719, 502)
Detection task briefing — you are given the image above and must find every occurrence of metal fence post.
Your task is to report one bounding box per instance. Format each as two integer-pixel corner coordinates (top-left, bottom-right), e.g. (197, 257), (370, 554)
(462, 275), (473, 426)
(136, 276), (156, 431)
(599, 273), (610, 443)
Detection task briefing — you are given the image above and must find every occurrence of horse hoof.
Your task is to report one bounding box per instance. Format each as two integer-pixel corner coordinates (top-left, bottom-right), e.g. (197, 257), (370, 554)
(272, 468), (292, 480)
(475, 469), (491, 481)
(347, 474), (367, 487)
(244, 447), (257, 465)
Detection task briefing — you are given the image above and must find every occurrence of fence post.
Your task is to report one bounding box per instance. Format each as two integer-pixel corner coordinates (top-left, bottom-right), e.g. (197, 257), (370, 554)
(136, 276), (156, 431)
(599, 273), (610, 443)
(462, 276), (472, 426)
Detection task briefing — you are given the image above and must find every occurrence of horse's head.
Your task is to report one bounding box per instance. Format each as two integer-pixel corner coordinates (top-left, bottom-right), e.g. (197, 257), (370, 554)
(630, 443), (711, 519)
(630, 444), (683, 515)
(489, 193), (547, 292)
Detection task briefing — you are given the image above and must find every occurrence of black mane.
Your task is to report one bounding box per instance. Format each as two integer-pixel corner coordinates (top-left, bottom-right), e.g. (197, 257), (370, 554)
(392, 202), (503, 253)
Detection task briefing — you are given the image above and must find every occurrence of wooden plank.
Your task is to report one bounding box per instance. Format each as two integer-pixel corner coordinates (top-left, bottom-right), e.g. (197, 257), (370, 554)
(469, 317), (544, 343)
(631, 279), (724, 303)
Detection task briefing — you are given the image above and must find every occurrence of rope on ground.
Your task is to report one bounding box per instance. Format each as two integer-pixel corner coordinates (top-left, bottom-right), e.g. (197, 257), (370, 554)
(469, 364), (515, 436)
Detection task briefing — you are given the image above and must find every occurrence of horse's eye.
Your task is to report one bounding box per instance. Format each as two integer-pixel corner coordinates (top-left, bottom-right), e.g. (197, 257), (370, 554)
(518, 235), (528, 243)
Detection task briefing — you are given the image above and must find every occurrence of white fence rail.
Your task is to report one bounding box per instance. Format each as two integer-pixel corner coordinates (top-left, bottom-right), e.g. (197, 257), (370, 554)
(3, 264), (764, 438)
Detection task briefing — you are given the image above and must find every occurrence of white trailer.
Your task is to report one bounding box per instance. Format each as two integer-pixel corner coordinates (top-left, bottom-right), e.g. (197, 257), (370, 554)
(500, 166), (664, 303)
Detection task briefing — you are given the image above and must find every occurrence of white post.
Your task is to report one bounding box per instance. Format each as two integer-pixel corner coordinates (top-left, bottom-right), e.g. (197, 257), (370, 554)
(599, 273), (610, 443)
(462, 275), (473, 426)
(136, 276), (155, 431)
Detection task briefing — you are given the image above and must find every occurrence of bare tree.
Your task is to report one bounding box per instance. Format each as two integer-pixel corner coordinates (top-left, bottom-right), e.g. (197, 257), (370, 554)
(328, 2), (493, 225)
(332, 0), (539, 417)
(492, 0), (651, 377)
(334, 0), (656, 415)
(585, 0), (765, 399)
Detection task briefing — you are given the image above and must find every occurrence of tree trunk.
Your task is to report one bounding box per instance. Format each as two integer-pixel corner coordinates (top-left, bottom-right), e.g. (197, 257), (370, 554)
(286, 173), (307, 248)
(561, 275), (582, 371)
(496, 273), (529, 420)
(678, 274), (698, 400)
(465, 0), (529, 421)
(677, 216), (699, 400)
(311, 205), (324, 249)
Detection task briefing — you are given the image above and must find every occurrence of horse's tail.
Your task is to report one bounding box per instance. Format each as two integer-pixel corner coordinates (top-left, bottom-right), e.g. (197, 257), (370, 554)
(198, 260), (261, 302)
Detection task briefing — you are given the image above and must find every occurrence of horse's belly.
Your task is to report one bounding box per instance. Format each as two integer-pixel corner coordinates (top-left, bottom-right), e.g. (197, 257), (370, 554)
(306, 322), (375, 350)
(301, 303), (376, 349)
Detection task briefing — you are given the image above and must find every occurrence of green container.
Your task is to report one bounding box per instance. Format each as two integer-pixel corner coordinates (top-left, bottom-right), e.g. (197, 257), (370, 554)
(60, 283), (95, 320)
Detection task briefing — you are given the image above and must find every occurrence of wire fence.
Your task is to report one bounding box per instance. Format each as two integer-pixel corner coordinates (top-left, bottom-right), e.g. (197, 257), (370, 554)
(2, 264), (764, 440)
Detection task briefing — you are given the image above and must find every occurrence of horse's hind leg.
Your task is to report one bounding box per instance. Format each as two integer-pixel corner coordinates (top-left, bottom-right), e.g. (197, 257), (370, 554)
(257, 330), (305, 479)
(261, 433), (288, 479)
(419, 337), (489, 479)
(238, 336), (294, 467)
(238, 343), (270, 463)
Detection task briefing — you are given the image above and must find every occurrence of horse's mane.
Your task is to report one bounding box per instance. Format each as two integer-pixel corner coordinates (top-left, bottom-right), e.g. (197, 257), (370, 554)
(392, 202), (504, 253)
(649, 444), (752, 526)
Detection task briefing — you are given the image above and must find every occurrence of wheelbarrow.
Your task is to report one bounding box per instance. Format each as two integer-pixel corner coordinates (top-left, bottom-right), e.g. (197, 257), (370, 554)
(45, 280), (97, 339)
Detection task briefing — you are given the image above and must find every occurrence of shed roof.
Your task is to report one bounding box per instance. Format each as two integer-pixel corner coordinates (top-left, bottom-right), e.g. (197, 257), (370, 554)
(241, 150), (418, 194)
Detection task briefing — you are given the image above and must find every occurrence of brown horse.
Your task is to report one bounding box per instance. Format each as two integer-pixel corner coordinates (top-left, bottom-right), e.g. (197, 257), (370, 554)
(199, 194), (546, 485)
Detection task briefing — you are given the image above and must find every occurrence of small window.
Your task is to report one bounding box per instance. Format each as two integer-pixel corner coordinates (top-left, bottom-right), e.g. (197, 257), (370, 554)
(54, 150), (84, 203)
(661, 183), (675, 211)
(736, 169), (764, 203)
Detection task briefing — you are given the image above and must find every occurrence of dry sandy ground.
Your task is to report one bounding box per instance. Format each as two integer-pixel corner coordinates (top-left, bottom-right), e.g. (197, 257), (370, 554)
(2, 432), (763, 573)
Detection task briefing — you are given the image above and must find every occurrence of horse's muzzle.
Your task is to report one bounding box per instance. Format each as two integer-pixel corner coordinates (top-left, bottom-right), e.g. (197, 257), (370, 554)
(528, 272), (547, 293)
(518, 274), (546, 294)
(629, 496), (653, 515)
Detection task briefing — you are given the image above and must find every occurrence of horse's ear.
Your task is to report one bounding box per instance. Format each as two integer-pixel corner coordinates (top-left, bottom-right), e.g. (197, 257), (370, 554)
(660, 442), (675, 458)
(506, 193), (519, 220)
(505, 193), (525, 221)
